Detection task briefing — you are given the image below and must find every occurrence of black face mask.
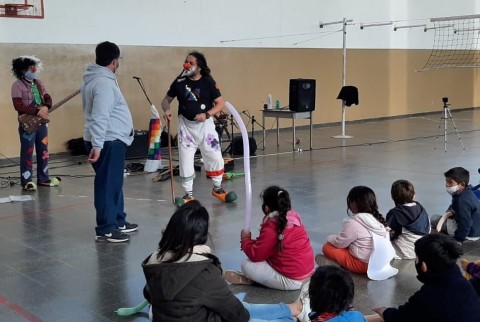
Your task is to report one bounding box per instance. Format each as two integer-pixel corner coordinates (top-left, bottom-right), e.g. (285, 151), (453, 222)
(415, 260), (428, 283)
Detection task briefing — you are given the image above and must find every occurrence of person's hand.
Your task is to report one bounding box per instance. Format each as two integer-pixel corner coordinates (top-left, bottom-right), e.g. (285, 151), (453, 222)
(460, 258), (470, 271)
(37, 106), (49, 119)
(88, 148), (101, 163)
(372, 307), (386, 317)
(240, 229), (251, 240)
(163, 110), (173, 122)
(194, 113), (207, 122)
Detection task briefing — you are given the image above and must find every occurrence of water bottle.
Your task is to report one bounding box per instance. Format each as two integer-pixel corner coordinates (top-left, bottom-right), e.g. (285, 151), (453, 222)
(275, 100), (280, 109)
(267, 94), (273, 109)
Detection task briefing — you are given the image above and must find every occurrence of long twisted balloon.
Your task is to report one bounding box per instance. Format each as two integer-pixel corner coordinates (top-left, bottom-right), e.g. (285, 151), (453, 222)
(225, 102), (252, 231)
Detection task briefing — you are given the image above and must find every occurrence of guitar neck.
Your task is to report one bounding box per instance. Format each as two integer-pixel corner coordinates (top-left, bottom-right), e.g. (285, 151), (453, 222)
(49, 89), (81, 113)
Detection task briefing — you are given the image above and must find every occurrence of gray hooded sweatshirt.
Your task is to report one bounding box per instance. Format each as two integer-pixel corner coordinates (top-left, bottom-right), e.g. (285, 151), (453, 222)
(82, 63), (133, 149)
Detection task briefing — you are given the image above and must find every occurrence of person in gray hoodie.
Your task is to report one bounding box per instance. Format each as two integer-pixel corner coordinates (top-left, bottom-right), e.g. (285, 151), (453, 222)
(82, 41), (137, 243)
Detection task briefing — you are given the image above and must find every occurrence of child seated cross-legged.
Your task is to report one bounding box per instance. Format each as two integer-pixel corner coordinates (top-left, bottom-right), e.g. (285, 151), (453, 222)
(225, 185), (315, 290)
(386, 180), (431, 259)
(367, 234), (480, 322)
(431, 167), (480, 243)
(243, 266), (366, 322)
(318, 186), (397, 280)
(142, 200), (249, 322)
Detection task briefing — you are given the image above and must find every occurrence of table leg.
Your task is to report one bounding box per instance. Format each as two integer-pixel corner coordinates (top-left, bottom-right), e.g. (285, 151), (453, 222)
(310, 112), (313, 150)
(276, 116), (280, 146)
(263, 113), (266, 149)
(292, 117), (296, 151)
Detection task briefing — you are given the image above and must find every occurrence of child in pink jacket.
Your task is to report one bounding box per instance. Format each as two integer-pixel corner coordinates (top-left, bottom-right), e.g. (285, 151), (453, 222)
(319, 186), (391, 274)
(225, 185), (315, 290)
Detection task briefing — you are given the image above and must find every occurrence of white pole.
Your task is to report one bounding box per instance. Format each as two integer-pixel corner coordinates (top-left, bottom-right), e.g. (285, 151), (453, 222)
(333, 18), (353, 139)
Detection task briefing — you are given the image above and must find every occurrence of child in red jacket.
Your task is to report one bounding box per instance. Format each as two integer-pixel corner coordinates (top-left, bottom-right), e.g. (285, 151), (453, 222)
(225, 185), (314, 290)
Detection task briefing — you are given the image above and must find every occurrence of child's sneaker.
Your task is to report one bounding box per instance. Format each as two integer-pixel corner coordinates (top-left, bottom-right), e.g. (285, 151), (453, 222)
(23, 182), (37, 191)
(39, 177), (61, 187)
(212, 188), (237, 203)
(224, 270), (253, 285)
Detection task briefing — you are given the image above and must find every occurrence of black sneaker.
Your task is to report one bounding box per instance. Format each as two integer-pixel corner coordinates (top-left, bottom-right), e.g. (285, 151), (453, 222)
(95, 231), (130, 243)
(117, 222), (139, 233)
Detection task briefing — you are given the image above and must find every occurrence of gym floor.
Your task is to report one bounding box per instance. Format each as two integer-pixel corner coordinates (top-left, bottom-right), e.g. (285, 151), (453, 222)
(1, 108), (480, 321)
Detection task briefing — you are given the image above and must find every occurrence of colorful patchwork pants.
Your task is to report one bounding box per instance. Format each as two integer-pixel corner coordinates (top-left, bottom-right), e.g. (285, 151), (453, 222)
(18, 123), (49, 186)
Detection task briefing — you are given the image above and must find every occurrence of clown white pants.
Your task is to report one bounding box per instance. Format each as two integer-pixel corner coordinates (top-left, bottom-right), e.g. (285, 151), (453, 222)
(178, 116), (224, 193)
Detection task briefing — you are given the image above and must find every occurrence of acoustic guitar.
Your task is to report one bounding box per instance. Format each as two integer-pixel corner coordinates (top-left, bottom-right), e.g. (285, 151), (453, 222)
(18, 89), (81, 134)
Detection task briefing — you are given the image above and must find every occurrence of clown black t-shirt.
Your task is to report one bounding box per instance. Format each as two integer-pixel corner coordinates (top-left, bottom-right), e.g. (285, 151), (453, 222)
(167, 75), (221, 121)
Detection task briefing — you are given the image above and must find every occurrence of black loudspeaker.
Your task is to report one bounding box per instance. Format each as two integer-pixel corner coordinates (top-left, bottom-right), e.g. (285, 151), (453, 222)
(231, 137), (257, 156)
(126, 130), (149, 159)
(289, 79), (316, 112)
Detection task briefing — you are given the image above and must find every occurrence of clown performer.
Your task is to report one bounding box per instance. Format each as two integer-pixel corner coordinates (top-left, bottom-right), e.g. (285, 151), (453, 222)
(11, 56), (60, 191)
(161, 51), (236, 204)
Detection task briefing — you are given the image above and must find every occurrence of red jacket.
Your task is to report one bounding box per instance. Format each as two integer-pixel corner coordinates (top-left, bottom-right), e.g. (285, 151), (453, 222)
(241, 210), (314, 280)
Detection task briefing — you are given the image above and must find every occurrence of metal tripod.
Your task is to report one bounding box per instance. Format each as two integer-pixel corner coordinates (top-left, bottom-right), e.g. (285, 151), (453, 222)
(434, 101), (465, 152)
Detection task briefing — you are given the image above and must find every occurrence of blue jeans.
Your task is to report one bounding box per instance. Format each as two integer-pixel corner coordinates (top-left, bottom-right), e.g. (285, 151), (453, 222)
(242, 302), (294, 322)
(85, 140), (127, 235)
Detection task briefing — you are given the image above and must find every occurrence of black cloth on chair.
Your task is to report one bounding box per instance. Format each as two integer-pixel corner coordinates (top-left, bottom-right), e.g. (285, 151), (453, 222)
(337, 86), (359, 107)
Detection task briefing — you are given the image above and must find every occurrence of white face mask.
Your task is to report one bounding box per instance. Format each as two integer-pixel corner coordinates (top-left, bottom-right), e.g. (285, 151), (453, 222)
(347, 208), (355, 217)
(446, 185), (459, 195)
(185, 66), (197, 76)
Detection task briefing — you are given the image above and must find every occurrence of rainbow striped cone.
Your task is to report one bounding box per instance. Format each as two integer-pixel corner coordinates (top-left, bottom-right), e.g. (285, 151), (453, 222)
(144, 105), (163, 172)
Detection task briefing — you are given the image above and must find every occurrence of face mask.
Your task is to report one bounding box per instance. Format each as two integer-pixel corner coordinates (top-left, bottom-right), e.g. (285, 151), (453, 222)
(446, 185), (459, 195)
(185, 66), (196, 76)
(24, 71), (36, 80)
(347, 208), (355, 217)
(415, 260), (428, 283)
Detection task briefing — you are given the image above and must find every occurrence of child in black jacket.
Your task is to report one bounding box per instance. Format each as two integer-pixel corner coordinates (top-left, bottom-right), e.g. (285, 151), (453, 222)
(370, 234), (480, 322)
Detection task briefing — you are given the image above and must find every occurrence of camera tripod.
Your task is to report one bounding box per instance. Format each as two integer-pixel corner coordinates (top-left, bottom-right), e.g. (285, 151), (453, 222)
(434, 99), (465, 152)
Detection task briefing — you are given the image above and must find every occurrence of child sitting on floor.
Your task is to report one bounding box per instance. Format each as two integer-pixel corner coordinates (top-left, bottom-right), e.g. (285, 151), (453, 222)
(225, 185), (315, 290)
(319, 186), (396, 279)
(386, 179), (430, 259)
(369, 234), (480, 322)
(431, 167), (480, 243)
(243, 266), (366, 322)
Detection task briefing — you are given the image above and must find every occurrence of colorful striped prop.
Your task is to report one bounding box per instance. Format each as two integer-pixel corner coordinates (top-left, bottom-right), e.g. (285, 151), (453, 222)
(144, 105), (163, 173)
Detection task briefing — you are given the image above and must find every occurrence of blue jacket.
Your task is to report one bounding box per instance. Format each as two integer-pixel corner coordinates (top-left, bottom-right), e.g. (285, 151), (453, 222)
(449, 185), (480, 241)
(328, 311), (365, 322)
(386, 202), (430, 238)
(383, 266), (480, 322)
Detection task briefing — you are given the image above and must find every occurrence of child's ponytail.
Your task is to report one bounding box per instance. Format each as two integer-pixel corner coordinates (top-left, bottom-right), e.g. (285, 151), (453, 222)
(261, 186), (292, 252)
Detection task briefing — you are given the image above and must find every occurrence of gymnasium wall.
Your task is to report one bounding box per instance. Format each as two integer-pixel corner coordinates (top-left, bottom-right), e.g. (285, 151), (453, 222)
(0, 0), (478, 157)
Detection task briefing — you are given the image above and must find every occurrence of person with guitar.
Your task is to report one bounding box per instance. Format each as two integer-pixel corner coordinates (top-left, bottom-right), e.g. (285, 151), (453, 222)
(11, 56), (60, 191)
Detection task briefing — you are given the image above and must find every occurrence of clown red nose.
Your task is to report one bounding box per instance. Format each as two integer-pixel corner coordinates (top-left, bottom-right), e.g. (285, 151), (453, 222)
(183, 62), (191, 70)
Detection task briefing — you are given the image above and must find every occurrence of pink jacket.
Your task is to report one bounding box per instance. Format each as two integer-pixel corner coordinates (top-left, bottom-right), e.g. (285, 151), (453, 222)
(327, 213), (388, 263)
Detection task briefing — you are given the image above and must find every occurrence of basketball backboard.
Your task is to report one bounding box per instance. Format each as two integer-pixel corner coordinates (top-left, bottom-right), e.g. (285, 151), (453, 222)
(0, 0), (44, 19)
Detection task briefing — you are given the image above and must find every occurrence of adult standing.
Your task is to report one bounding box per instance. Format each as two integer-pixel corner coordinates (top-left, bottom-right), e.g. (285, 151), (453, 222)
(82, 41), (138, 243)
(11, 56), (61, 191)
(161, 51), (236, 204)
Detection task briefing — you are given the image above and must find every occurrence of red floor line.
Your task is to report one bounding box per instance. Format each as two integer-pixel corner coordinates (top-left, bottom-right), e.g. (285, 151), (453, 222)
(0, 294), (43, 322)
